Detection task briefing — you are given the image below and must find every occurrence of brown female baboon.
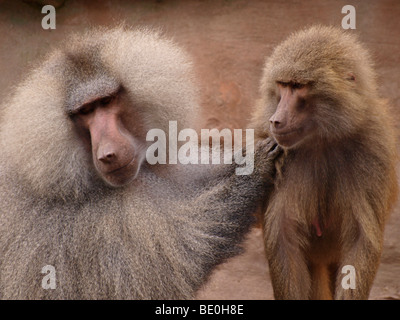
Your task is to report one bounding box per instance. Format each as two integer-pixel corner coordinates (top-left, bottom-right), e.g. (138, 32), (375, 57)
(252, 26), (398, 300)
(0, 27), (280, 299)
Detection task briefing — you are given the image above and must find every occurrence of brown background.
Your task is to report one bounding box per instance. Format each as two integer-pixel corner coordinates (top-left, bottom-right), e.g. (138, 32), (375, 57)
(0, 0), (399, 299)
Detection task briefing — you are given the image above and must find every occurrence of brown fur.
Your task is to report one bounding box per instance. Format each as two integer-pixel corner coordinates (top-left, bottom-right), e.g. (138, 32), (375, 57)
(251, 26), (398, 300)
(0, 27), (279, 299)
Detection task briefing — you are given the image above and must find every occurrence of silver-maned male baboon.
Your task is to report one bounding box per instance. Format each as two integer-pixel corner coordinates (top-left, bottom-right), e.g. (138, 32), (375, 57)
(0, 28), (279, 299)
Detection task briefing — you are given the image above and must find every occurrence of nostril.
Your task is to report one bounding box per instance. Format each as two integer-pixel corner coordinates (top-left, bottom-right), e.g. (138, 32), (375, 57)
(270, 120), (281, 129)
(99, 152), (116, 163)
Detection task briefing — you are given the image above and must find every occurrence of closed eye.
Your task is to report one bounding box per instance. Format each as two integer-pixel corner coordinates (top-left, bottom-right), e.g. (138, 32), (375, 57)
(292, 83), (305, 90)
(78, 104), (95, 115)
(98, 95), (114, 106)
(277, 81), (289, 88)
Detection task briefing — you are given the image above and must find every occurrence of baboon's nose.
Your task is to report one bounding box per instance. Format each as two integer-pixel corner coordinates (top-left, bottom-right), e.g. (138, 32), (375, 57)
(98, 145), (117, 164)
(269, 118), (283, 130)
(99, 152), (116, 163)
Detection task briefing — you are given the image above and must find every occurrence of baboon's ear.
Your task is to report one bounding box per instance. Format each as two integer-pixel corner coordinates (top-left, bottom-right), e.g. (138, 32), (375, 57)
(346, 72), (356, 82)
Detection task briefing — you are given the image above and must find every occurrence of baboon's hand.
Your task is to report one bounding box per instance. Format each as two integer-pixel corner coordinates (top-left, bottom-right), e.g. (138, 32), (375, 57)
(254, 137), (283, 180)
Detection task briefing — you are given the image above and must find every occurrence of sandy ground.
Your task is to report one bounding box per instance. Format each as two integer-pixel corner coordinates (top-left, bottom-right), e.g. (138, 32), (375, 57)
(0, 0), (399, 299)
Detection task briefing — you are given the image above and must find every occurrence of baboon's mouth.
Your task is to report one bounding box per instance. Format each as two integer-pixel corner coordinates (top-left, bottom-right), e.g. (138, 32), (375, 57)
(107, 157), (135, 174)
(102, 159), (140, 188)
(271, 127), (306, 149)
(272, 127), (302, 137)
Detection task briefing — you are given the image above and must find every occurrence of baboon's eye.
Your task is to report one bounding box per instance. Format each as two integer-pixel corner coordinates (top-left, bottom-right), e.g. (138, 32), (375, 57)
(292, 83), (305, 90)
(99, 95), (113, 106)
(78, 104), (95, 115)
(277, 81), (289, 88)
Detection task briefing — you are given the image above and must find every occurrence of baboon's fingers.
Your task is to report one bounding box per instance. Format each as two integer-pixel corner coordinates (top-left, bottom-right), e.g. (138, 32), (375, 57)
(268, 143), (282, 160)
(256, 137), (274, 152)
(256, 138), (281, 161)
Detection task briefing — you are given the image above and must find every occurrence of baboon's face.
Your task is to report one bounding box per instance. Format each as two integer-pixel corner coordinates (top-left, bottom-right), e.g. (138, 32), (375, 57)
(269, 82), (316, 149)
(69, 89), (146, 187)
